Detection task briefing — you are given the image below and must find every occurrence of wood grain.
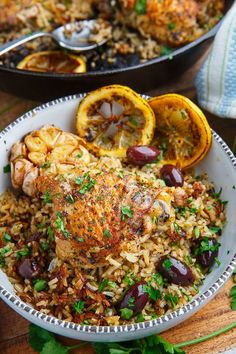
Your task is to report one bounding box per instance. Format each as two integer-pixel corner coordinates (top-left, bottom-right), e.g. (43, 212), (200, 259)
(0, 53), (236, 354)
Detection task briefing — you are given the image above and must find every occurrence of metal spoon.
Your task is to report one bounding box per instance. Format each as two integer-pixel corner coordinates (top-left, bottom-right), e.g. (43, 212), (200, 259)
(0, 19), (111, 56)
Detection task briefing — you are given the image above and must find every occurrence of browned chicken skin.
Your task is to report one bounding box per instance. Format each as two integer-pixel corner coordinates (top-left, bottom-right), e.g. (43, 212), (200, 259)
(36, 170), (170, 266)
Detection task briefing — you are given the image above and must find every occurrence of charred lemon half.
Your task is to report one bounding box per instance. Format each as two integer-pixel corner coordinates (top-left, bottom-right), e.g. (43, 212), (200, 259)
(17, 50), (86, 74)
(149, 94), (212, 169)
(76, 85), (156, 157)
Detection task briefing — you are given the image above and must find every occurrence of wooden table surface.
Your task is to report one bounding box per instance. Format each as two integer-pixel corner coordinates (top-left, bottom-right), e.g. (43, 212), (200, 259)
(0, 55), (236, 354)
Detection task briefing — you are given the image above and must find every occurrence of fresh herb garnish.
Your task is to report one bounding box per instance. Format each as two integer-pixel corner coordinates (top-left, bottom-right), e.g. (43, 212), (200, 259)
(189, 207), (198, 214)
(209, 226), (222, 235)
(151, 273), (163, 287)
(77, 237), (84, 243)
(143, 284), (161, 301)
(76, 152), (83, 158)
(173, 222), (180, 233)
(3, 164), (10, 173)
(163, 258), (172, 270)
(194, 237), (221, 256)
(230, 285), (236, 310)
(160, 45), (172, 56)
(55, 212), (69, 239)
(73, 300), (85, 314)
(98, 279), (116, 292)
(65, 194), (75, 204)
(16, 246), (31, 259)
(127, 296), (135, 307)
(124, 271), (137, 286)
(168, 22), (176, 30)
(194, 226), (200, 238)
(40, 161), (51, 169)
(120, 308), (134, 320)
(43, 191), (52, 204)
(47, 226), (54, 241)
(164, 293), (179, 308)
(34, 279), (47, 292)
(3, 233), (11, 242)
(103, 229), (112, 238)
(75, 173), (96, 195)
(29, 322), (236, 354)
(121, 205), (134, 221)
(134, 0), (147, 15)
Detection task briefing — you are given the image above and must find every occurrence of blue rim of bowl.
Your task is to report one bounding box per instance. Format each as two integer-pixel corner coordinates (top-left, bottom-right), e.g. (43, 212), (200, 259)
(0, 93), (236, 334)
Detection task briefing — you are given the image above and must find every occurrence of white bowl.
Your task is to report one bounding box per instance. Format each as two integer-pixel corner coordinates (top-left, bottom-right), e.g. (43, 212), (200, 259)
(0, 94), (236, 342)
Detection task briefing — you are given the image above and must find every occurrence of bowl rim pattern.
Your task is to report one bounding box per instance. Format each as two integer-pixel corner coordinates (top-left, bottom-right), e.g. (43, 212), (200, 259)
(0, 93), (236, 334)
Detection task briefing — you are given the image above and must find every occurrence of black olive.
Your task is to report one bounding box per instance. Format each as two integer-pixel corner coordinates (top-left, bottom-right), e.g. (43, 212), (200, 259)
(196, 238), (219, 269)
(117, 281), (149, 316)
(17, 258), (40, 279)
(127, 146), (160, 166)
(160, 164), (184, 187)
(158, 256), (195, 286)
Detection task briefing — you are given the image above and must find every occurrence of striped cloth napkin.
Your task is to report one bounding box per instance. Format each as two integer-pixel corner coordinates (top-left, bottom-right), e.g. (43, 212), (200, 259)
(195, 1), (236, 119)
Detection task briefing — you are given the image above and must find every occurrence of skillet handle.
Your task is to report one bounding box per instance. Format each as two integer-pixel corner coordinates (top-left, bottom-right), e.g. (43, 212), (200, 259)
(0, 32), (52, 56)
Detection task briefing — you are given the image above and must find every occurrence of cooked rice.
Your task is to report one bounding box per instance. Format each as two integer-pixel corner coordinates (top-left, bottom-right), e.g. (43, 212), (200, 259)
(0, 156), (226, 325)
(0, 0), (224, 70)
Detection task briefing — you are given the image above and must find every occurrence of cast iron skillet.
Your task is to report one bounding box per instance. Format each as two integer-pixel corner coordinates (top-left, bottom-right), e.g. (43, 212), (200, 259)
(0, 0), (233, 101)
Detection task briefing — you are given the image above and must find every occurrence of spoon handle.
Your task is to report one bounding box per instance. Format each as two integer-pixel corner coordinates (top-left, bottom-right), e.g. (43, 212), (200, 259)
(0, 32), (52, 56)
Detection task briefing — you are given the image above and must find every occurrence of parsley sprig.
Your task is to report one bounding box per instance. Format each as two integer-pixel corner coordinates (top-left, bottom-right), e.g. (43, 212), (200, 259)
(75, 173), (96, 195)
(29, 322), (236, 354)
(55, 212), (69, 239)
(121, 205), (134, 221)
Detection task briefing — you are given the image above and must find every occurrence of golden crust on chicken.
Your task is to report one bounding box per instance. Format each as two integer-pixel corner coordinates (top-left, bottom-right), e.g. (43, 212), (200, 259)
(36, 170), (174, 266)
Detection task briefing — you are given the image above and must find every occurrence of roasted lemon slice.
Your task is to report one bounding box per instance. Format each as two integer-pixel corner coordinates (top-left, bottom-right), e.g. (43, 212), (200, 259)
(17, 51), (86, 73)
(149, 94), (212, 169)
(76, 85), (155, 157)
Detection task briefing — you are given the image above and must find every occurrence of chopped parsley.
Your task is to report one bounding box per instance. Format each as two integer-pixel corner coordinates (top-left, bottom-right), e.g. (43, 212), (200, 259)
(3, 233), (11, 242)
(98, 279), (116, 292)
(194, 226), (200, 238)
(168, 22), (176, 30)
(195, 237), (221, 256)
(103, 229), (112, 238)
(43, 190), (52, 204)
(65, 194), (75, 204)
(160, 46), (172, 56)
(77, 237), (84, 243)
(16, 246), (31, 259)
(55, 212), (69, 239)
(124, 271), (138, 286)
(143, 284), (161, 301)
(34, 279), (47, 292)
(173, 222), (180, 233)
(40, 161), (51, 169)
(209, 225), (222, 235)
(129, 117), (139, 127)
(47, 226), (54, 241)
(121, 205), (134, 221)
(134, 0), (147, 15)
(128, 296), (135, 307)
(117, 170), (124, 179)
(73, 300), (85, 314)
(3, 164), (10, 173)
(75, 173), (96, 195)
(136, 313), (145, 322)
(76, 152), (83, 158)
(151, 273), (163, 287)
(164, 293), (179, 308)
(189, 207), (198, 214)
(163, 258), (172, 270)
(120, 308), (134, 320)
